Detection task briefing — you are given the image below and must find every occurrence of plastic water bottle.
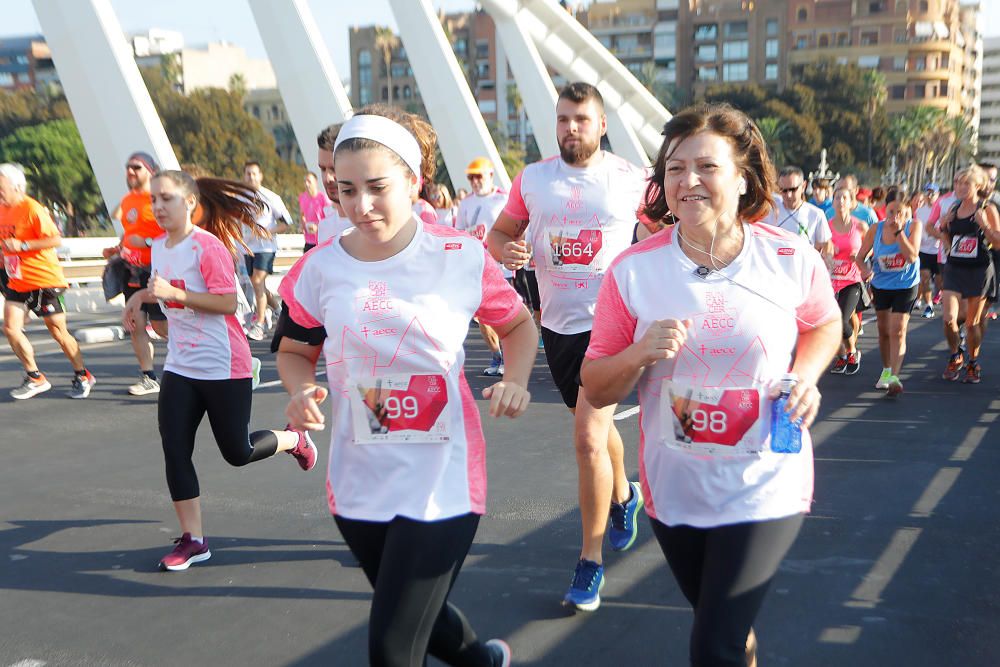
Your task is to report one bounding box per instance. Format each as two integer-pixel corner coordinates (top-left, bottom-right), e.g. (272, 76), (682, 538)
(770, 373), (802, 454)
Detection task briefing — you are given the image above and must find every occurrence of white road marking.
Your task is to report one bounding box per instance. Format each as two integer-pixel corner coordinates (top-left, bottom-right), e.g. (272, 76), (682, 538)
(613, 406), (640, 421)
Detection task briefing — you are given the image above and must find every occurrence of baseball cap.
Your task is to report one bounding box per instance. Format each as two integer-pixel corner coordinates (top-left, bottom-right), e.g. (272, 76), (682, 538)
(466, 157), (493, 175)
(923, 182), (940, 193)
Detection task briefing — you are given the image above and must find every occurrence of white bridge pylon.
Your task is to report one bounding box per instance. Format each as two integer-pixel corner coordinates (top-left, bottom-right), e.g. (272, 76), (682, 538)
(34, 0), (671, 217)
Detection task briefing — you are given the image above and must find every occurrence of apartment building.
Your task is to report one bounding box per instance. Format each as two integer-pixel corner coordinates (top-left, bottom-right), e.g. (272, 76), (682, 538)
(979, 36), (1000, 163)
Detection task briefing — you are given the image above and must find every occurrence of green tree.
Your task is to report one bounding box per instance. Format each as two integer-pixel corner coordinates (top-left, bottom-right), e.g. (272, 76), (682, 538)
(0, 119), (104, 235)
(374, 27), (400, 106)
(755, 116), (788, 166)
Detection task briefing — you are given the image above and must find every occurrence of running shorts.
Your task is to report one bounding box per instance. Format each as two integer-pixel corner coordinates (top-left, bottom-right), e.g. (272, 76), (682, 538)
(872, 285), (919, 313)
(3, 285), (66, 317)
(540, 327), (590, 409)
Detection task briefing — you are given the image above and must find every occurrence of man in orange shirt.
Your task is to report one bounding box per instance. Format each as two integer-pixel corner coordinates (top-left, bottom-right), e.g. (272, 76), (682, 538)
(104, 151), (167, 395)
(0, 163), (95, 399)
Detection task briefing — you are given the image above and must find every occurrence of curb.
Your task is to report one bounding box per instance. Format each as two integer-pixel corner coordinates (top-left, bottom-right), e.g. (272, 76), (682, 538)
(73, 325), (127, 344)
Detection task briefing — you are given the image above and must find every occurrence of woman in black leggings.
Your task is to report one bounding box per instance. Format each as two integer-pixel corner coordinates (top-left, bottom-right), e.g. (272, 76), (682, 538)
(278, 106), (537, 666)
(123, 170), (317, 572)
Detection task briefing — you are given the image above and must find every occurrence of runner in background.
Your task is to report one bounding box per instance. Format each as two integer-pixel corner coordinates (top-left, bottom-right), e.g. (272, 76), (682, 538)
(456, 157), (510, 377)
(937, 165), (1000, 384)
(242, 161), (292, 341)
(315, 123), (352, 246)
(488, 82), (648, 612)
(428, 182), (457, 227)
(122, 169), (316, 572)
(916, 183), (942, 318)
(298, 171), (331, 253)
(582, 104), (840, 667)
(856, 199), (921, 396)
(103, 151), (168, 396)
(827, 182), (868, 376)
(767, 166), (832, 255)
(278, 106), (530, 667)
(809, 177), (834, 218)
(1, 163), (95, 399)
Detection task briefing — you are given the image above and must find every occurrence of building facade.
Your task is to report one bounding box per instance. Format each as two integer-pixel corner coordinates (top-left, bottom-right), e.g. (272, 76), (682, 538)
(783, 0), (981, 117)
(0, 35), (57, 92)
(979, 36), (1000, 164)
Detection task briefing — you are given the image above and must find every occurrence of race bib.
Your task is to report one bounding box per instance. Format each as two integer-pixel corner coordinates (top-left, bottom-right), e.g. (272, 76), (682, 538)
(661, 382), (765, 456)
(877, 253), (907, 272)
(472, 224), (487, 241)
(3, 253), (21, 280)
(547, 228), (603, 273)
(951, 235), (978, 259)
(832, 258), (853, 277)
(165, 279), (186, 309)
(349, 373), (451, 444)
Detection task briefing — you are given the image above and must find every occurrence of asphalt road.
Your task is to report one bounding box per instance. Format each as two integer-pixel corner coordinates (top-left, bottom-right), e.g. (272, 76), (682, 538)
(0, 309), (998, 666)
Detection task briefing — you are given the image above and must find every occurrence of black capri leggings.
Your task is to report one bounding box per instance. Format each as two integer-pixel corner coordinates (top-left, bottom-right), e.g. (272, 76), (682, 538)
(836, 283), (863, 340)
(334, 513), (497, 667)
(650, 513), (805, 667)
(159, 370), (279, 501)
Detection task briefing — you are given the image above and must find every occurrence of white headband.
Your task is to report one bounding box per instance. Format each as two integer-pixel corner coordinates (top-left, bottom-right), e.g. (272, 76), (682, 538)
(334, 114), (422, 184)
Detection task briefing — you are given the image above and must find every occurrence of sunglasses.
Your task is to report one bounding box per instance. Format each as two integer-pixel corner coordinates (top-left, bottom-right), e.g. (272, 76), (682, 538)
(780, 186), (802, 193)
(126, 164), (145, 172)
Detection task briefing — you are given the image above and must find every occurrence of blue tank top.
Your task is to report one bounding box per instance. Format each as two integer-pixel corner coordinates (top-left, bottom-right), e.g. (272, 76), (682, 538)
(872, 221), (919, 290)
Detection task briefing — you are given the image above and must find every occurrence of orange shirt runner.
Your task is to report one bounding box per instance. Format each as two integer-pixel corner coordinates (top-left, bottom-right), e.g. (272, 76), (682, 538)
(0, 196), (67, 292)
(119, 190), (163, 267)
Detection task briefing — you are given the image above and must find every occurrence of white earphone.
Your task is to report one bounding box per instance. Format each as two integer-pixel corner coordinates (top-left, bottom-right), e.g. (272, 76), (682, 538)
(737, 177), (747, 196)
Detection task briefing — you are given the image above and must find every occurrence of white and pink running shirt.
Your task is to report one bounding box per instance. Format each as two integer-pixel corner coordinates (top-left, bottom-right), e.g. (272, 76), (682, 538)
(243, 186), (291, 254)
(457, 188), (511, 278)
(504, 153), (648, 335)
(151, 226), (252, 381)
(317, 204), (353, 245)
(279, 220), (524, 522)
(586, 224), (839, 528)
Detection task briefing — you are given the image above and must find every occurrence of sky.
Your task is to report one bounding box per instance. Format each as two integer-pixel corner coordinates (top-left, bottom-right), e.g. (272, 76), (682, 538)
(2, 0), (998, 78)
(0, 0), (482, 78)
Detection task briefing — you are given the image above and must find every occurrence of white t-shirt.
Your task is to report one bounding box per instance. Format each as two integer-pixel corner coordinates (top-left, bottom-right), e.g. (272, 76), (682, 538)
(504, 153), (648, 335)
(767, 199), (832, 247)
(457, 188), (511, 278)
(586, 224), (839, 528)
(151, 226), (252, 381)
(915, 204), (940, 254)
(930, 193), (957, 264)
(243, 186), (291, 254)
(317, 204), (352, 245)
(279, 220), (524, 522)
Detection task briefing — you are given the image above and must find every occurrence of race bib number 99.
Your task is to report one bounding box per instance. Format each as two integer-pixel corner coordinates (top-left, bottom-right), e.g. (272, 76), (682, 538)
(350, 373), (451, 444)
(547, 229), (603, 273)
(662, 382), (764, 456)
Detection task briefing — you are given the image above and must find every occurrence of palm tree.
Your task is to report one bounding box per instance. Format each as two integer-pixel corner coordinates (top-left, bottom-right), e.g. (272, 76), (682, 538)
(860, 69), (887, 166)
(374, 27), (399, 106)
(755, 116), (789, 167)
(943, 114), (975, 178)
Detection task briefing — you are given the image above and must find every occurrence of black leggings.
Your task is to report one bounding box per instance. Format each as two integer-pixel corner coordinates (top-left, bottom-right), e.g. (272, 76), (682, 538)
(836, 283), (863, 341)
(334, 513), (496, 667)
(159, 371), (279, 501)
(650, 514), (804, 667)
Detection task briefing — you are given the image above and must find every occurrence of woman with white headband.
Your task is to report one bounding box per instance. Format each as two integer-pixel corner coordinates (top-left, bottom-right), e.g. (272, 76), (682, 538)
(276, 105), (536, 667)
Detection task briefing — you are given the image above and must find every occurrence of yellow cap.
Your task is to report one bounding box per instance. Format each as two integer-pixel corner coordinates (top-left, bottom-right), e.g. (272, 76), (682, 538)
(466, 157), (493, 175)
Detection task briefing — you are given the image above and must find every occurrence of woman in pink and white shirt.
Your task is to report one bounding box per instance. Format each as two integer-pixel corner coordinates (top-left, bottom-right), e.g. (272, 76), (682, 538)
(123, 170), (317, 572)
(278, 106), (535, 667)
(827, 182), (868, 375)
(581, 105), (840, 666)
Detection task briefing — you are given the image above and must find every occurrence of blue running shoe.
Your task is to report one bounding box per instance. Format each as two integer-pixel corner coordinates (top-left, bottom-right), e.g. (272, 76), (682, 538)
(608, 481), (644, 551)
(562, 558), (605, 611)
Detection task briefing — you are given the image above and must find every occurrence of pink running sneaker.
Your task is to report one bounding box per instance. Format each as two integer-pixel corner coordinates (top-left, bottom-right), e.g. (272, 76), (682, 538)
(287, 427), (318, 471)
(159, 533), (211, 571)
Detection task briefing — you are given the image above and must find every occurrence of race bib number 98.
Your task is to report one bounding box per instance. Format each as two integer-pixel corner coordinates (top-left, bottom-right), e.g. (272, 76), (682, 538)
(661, 381), (765, 456)
(350, 373), (451, 444)
(547, 229), (603, 273)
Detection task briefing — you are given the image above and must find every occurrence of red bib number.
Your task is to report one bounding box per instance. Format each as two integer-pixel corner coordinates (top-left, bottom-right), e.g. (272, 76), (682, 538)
(350, 373), (451, 444)
(2, 253), (21, 280)
(877, 253), (906, 272)
(547, 229), (603, 272)
(951, 235), (978, 259)
(662, 382), (764, 455)
(832, 258), (853, 277)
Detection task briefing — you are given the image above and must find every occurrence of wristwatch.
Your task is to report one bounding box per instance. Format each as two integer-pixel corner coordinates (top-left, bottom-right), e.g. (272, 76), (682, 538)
(20, 241), (29, 251)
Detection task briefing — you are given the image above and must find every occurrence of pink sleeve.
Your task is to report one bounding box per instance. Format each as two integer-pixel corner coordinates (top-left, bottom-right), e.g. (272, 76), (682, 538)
(503, 171), (529, 220)
(474, 249), (523, 328)
(795, 251), (840, 333)
(586, 270), (638, 359)
(278, 255), (323, 328)
(928, 200), (942, 225)
(198, 238), (237, 295)
(415, 200), (437, 225)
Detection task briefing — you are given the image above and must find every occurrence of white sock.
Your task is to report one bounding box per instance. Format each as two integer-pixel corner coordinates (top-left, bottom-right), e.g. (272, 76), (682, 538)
(191, 536), (204, 544)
